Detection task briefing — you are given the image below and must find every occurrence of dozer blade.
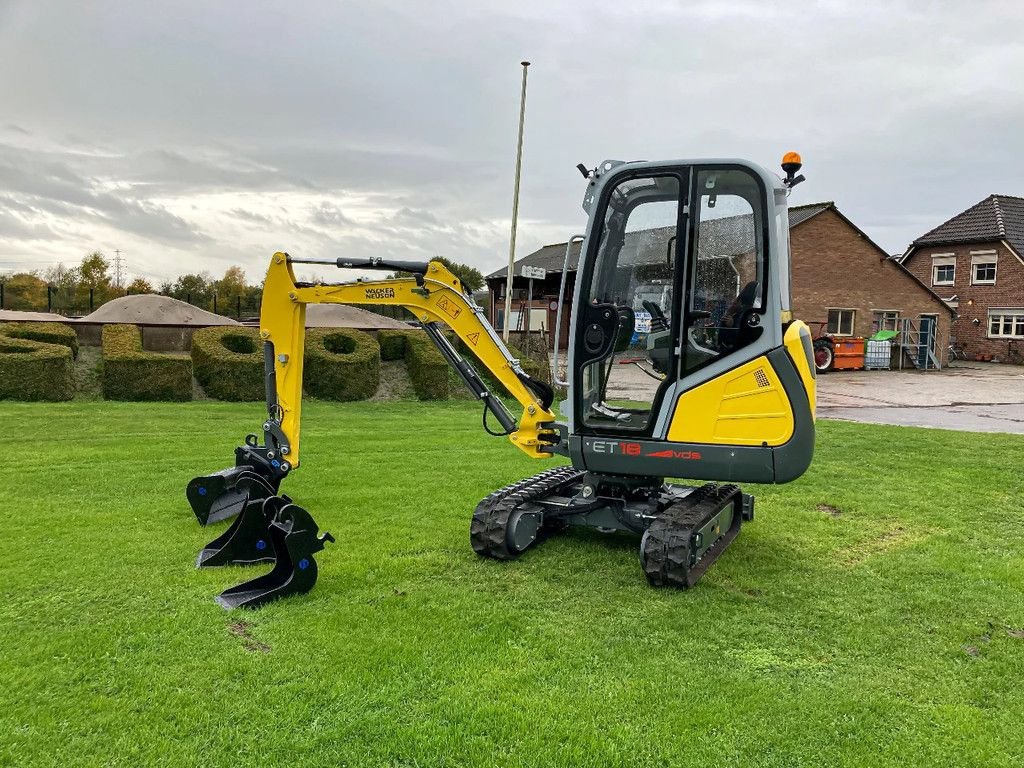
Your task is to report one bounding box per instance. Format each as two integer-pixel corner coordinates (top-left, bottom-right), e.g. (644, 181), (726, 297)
(215, 502), (335, 610)
(196, 495), (292, 568)
(186, 466), (277, 526)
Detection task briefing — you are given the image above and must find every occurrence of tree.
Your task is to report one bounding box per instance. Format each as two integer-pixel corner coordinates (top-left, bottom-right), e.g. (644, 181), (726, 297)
(1, 272), (48, 311)
(44, 262), (81, 314)
(389, 257), (485, 292)
(76, 251), (114, 310)
(213, 266), (248, 316)
(126, 277), (155, 294)
(168, 273), (215, 308)
(79, 251), (111, 289)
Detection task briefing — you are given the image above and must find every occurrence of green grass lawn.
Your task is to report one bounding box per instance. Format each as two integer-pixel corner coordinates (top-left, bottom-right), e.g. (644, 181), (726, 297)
(3, 400), (1024, 767)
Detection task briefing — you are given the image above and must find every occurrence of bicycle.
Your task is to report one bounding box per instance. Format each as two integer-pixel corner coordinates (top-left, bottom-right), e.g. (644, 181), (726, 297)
(948, 340), (968, 361)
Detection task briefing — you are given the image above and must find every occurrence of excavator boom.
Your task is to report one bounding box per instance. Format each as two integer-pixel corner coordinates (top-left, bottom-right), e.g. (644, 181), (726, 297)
(259, 253), (558, 468)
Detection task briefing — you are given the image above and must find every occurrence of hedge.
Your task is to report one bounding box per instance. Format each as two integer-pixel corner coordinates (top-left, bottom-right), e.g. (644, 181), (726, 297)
(377, 329), (450, 400)
(102, 324), (192, 402)
(304, 329), (380, 401)
(0, 337), (74, 401)
(0, 322), (79, 359)
(191, 327), (264, 401)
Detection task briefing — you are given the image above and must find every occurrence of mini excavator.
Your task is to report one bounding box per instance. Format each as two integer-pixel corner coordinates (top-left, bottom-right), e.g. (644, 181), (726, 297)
(188, 154), (816, 608)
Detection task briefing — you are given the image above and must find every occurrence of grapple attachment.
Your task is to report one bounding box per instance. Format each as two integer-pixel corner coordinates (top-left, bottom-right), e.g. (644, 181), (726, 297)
(215, 502), (335, 610)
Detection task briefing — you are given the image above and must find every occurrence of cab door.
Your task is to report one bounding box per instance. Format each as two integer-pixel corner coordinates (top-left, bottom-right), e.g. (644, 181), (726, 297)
(572, 170), (687, 436)
(572, 162), (777, 439)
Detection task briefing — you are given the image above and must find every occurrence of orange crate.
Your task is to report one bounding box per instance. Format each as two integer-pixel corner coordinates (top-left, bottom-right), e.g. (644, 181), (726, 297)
(832, 338), (865, 370)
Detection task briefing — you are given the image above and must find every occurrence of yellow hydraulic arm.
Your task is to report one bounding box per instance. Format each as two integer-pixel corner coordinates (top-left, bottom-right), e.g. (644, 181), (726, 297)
(258, 252), (558, 468)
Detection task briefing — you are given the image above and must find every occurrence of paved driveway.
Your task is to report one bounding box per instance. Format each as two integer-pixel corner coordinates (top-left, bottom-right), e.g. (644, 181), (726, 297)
(818, 362), (1024, 434)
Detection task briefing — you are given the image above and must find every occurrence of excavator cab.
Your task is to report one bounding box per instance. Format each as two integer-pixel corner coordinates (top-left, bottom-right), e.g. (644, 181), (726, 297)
(186, 155), (816, 607)
(565, 159), (815, 484)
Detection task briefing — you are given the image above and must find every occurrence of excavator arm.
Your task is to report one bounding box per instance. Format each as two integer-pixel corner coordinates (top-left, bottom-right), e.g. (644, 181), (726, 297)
(186, 252), (560, 609)
(260, 252), (559, 467)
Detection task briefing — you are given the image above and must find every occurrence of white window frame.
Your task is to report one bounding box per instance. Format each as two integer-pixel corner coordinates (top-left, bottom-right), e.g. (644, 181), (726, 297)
(970, 250), (998, 286)
(827, 308), (856, 337)
(988, 308), (1024, 339)
(931, 253), (956, 287)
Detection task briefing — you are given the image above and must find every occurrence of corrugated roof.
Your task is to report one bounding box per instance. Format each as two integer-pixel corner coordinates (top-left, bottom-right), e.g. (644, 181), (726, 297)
(912, 194), (1024, 256)
(486, 201), (834, 280)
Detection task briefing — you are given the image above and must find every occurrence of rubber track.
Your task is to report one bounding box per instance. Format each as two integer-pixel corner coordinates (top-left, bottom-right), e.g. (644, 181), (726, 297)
(640, 484), (741, 588)
(470, 466), (585, 560)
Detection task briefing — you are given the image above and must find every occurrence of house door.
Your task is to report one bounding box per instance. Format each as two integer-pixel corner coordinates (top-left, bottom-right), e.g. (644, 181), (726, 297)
(918, 314), (937, 368)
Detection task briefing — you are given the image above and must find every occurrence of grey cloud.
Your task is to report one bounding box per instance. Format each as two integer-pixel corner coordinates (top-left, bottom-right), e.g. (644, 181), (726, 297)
(310, 202), (353, 228)
(0, 0), (1020, 278)
(0, 142), (210, 246)
(228, 208), (274, 225)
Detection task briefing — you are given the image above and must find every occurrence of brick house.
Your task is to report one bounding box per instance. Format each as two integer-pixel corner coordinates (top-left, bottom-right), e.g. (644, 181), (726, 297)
(488, 201), (953, 365)
(898, 195), (1024, 363)
(788, 202), (954, 366)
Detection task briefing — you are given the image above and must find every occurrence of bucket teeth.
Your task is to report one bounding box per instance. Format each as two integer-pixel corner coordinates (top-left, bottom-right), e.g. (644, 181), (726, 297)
(215, 501), (335, 610)
(186, 467), (277, 526)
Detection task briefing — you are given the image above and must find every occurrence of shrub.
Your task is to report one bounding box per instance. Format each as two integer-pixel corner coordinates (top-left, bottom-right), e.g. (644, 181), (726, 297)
(377, 329), (449, 400)
(377, 329), (409, 362)
(406, 332), (450, 400)
(304, 329), (380, 401)
(0, 322), (79, 359)
(191, 327), (264, 401)
(102, 324), (192, 401)
(0, 337), (74, 401)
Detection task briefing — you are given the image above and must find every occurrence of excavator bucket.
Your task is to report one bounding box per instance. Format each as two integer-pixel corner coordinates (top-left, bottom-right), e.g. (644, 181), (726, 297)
(186, 461), (279, 526)
(215, 502), (335, 610)
(196, 494), (291, 568)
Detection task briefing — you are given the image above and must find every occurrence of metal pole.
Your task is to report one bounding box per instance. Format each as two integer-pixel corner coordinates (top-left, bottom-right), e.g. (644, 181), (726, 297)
(525, 276), (533, 355)
(47, 286), (53, 312)
(502, 60), (530, 342)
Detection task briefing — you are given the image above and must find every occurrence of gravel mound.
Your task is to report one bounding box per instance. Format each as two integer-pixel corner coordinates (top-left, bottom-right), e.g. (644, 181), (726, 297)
(0, 310), (70, 323)
(305, 305), (410, 330)
(79, 295), (239, 326)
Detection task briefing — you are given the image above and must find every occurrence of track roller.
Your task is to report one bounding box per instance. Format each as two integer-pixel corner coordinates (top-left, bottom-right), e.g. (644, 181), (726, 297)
(640, 484), (743, 588)
(470, 466), (585, 560)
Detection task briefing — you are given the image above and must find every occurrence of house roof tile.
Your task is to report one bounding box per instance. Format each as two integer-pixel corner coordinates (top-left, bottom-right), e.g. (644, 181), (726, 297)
(912, 194), (1024, 256)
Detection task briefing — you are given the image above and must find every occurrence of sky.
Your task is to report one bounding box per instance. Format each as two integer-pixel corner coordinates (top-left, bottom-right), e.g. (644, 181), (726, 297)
(0, 0), (1022, 287)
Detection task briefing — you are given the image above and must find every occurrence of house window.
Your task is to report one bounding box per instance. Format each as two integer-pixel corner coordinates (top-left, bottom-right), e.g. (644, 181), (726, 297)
(933, 264), (955, 285)
(971, 252), (998, 285)
(827, 308), (856, 336)
(988, 310), (1024, 339)
(872, 310), (900, 332)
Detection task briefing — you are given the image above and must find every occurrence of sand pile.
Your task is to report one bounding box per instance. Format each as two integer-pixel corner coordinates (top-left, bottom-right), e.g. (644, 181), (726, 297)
(80, 294), (239, 326)
(305, 305), (410, 330)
